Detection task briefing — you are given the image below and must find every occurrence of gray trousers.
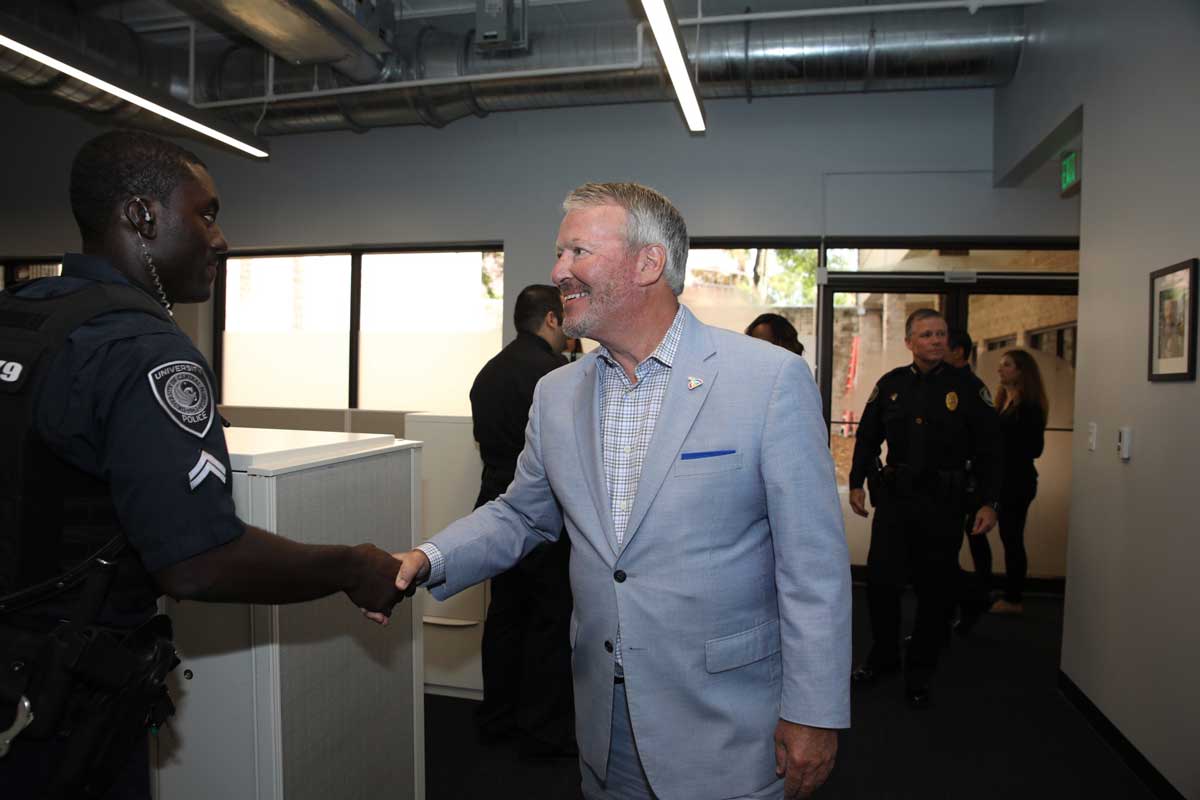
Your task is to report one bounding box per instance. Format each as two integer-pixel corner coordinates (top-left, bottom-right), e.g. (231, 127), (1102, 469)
(580, 680), (785, 800)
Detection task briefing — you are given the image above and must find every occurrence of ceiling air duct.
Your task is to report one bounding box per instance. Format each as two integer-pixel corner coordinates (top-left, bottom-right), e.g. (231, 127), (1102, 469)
(176, 0), (397, 83)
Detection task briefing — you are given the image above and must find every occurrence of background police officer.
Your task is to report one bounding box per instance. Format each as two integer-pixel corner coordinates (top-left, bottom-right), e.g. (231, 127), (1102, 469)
(847, 308), (1000, 707)
(0, 131), (405, 799)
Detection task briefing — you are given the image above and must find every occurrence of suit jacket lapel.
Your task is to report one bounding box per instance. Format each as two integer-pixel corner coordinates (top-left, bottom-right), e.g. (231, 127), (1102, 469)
(574, 357), (619, 555)
(620, 309), (718, 555)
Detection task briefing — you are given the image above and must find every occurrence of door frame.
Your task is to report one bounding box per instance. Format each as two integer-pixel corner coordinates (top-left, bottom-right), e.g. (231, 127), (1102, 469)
(816, 250), (1079, 431)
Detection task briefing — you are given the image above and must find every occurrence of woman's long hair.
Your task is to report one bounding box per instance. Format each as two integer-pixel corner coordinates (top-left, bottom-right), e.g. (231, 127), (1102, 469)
(995, 349), (1049, 420)
(745, 312), (804, 356)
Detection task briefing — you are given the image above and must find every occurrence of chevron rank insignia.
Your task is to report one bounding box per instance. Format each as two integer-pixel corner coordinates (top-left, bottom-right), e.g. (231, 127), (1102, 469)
(188, 450), (227, 491)
(687, 376), (704, 390)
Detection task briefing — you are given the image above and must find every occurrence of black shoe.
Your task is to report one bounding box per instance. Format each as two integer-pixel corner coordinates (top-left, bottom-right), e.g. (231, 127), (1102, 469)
(851, 662), (899, 686)
(906, 685), (932, 708)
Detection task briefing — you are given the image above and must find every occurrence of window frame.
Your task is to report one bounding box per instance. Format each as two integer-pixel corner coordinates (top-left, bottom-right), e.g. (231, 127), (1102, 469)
(1, 256), (62, 288)
(817, 236), (1080, 432)
(1027, 320), (1079, 366)
(214, 242), (503, 406)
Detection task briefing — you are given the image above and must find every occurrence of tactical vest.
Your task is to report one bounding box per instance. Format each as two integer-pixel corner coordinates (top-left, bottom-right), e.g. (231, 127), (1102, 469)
(0, 281), (174, 614)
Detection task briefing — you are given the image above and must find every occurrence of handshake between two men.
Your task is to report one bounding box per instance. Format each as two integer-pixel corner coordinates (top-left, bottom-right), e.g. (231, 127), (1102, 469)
(354, 547), (432, 625)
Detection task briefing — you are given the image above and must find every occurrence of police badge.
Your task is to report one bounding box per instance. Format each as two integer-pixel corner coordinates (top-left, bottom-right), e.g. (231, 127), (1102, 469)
(147, 360), (214, 438)
(945, 391), (959, 411)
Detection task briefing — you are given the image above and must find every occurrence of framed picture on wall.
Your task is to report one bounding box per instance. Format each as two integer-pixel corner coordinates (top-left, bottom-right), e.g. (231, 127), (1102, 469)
(1148, 258), (1197, 381)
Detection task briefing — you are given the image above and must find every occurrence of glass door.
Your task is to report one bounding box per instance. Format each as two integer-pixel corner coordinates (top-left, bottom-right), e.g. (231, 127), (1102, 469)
(967, 293), (1077, 583)
(821, 285), (947, 566)
(817, 269), (1078, 582)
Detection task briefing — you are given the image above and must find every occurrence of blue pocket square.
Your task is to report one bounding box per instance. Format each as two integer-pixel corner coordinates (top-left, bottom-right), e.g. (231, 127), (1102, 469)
(680, 449), (736, 461)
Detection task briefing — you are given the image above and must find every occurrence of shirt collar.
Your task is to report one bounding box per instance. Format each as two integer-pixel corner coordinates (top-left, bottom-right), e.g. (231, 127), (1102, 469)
(596, 305), (686, 372)
(516, 329), (555, 355)
(909, 361), (946, 378)
(61, 253), (138, 289)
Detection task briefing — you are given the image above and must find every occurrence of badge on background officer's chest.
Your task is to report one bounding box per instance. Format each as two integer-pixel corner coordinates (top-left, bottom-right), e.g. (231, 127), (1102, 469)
(945, 391), (958, 411)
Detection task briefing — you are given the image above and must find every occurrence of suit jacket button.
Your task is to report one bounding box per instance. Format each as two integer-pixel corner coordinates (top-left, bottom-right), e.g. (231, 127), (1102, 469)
(604, 640), (614, 653)
(613, 570), (627, 583)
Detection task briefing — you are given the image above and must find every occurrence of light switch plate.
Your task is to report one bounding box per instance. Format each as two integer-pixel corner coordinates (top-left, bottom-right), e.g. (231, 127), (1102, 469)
(1118, 426), (1133, 461)
(1088, 422), (1097, 452)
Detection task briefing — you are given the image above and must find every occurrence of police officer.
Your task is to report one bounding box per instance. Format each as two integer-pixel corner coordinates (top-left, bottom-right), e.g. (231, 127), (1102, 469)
(847, 308), (1000, 707)
(469, 284), (574, 756)
(0, 131), (405, 799)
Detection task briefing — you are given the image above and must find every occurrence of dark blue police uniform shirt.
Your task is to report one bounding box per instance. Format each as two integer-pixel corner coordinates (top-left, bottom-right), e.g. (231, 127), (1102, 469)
(17, 253), (245, 576)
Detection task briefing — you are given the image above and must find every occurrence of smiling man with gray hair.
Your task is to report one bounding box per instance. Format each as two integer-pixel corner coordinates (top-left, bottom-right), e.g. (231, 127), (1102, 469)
(389, 181), (851, 800)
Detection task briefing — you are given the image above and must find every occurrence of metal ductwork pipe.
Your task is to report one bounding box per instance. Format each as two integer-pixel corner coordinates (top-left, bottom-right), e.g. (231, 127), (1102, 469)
(0, 3), (1025, 136)
(0, 0), (191, 134)
(212, 7), (1025, 135)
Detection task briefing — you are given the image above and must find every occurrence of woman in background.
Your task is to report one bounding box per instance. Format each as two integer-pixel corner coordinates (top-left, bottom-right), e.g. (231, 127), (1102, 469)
(745, 312), (805, 356)
(990, 349), (1049, 614)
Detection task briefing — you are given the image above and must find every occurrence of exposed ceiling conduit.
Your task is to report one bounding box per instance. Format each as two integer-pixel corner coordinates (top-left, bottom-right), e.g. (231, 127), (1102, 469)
(0, 1), (1027, 137)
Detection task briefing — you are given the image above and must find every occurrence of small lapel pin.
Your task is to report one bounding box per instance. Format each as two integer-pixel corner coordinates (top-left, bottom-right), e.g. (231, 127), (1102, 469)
(687, 376), (704, 390)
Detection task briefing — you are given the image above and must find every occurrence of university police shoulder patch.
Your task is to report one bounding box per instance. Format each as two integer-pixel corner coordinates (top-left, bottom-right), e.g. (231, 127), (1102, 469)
(147, 360), (214, 439)
(867, 384), (880, 404)
(979, 385), (995, 408)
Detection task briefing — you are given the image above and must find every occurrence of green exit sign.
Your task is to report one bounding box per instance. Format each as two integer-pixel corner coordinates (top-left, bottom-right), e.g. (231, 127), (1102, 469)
(1060, 150), (1081, 197)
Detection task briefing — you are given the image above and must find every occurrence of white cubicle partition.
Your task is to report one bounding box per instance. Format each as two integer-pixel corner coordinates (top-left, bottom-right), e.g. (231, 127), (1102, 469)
(402, 413), (486, 698)
(153, 428), (424, 800)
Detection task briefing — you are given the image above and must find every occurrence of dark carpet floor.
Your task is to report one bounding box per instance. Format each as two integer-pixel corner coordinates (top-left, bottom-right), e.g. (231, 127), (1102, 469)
(424, 586), (1156, 799)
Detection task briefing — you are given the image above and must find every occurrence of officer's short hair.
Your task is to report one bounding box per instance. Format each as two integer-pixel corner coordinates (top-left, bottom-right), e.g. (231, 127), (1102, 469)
(563, 182), (689, 296)
(514, 284), (563, 336)
(947, 328), (974, 358)
(70, 130), (207, 241)
(904, 308), (945, 338)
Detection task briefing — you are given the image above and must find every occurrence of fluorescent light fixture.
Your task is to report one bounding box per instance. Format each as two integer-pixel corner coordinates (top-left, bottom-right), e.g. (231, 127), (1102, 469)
(638, 0), (706, 132)
(0, 32), (269, 159)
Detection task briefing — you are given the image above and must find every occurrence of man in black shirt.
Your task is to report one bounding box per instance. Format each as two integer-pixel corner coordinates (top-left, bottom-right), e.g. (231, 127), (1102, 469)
(469, 284), (574, 756)
(847, 309), (1001, 706)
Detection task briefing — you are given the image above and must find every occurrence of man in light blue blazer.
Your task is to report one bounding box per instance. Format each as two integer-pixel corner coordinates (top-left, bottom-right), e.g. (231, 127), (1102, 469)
(392, 183), (851, 799)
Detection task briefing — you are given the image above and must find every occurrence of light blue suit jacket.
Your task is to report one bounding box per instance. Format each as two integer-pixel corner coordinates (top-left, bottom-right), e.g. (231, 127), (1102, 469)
(428, 306), (851, 799)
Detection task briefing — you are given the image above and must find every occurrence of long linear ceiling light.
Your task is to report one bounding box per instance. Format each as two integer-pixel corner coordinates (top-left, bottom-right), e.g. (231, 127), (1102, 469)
(0, 31), (269, 159)
(638, 0), (706, 132)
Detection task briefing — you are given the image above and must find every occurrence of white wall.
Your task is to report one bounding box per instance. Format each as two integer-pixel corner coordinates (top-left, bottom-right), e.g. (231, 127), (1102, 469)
(995, 2), (1200, 797)
(1, 88), (1078, 347)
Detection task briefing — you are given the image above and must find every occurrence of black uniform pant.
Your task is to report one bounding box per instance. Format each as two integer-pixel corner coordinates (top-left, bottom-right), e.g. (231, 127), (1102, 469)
(865, 491), (962, 688)
(966, 486), (1036, 603)
(477, 537), (574, 748)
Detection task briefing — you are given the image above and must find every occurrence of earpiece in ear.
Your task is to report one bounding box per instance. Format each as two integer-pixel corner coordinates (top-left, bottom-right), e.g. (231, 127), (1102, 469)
(134, 197), (152, 225)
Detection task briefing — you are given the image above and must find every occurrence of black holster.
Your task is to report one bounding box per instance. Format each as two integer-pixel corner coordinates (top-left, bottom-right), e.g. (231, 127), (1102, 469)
(875, 463), (914, 500)
(0, 555), (179, 798)
(865, 458), (888, 506)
